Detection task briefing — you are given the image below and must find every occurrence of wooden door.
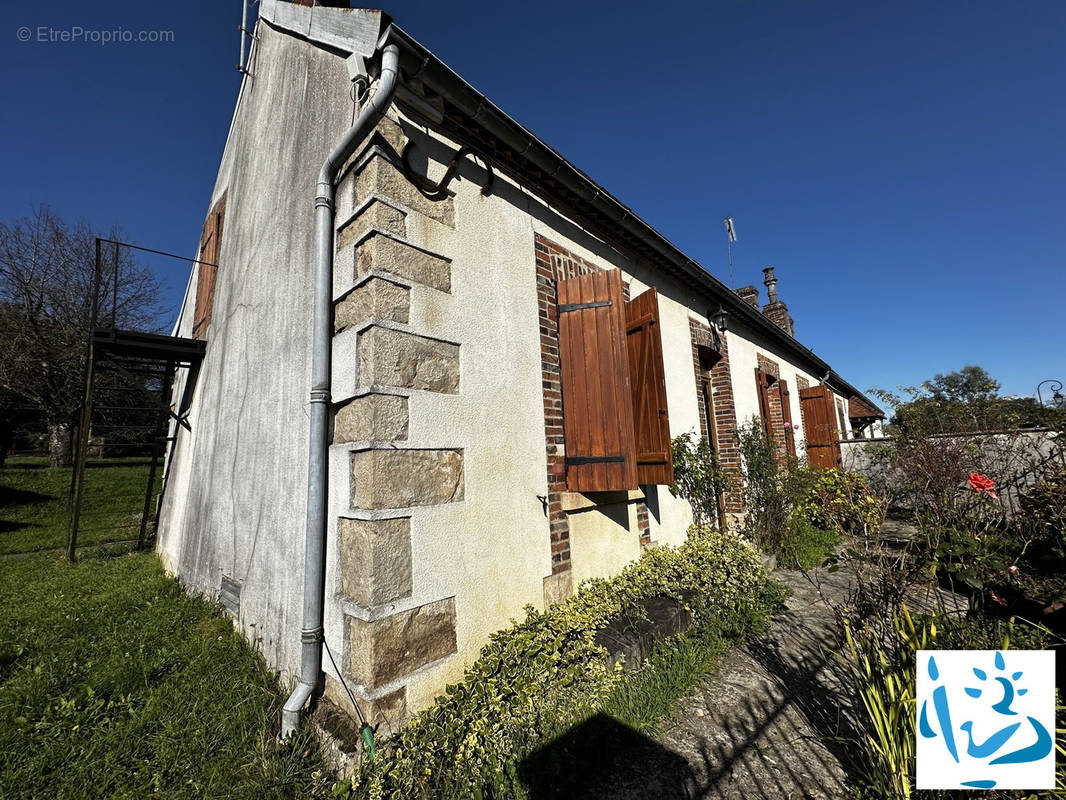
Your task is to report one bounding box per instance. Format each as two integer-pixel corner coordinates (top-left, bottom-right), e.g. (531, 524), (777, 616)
(799, 385), (842, 469)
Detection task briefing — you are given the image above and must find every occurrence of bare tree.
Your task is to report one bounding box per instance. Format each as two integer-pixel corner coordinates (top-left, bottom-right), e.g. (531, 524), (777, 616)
(0, 206), (161, 467)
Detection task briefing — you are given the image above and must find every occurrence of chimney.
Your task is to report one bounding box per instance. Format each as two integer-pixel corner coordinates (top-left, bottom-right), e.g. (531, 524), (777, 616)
(761, 266), (795, 336)
(735, 285), (760, 308)
(289, 0), (351, 6)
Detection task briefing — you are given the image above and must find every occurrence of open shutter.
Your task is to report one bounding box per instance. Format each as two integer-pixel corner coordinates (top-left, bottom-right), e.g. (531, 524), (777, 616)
(624, 288), (673, 485)
(193, 199), (224, 339)
(778, 379), (796, 456)
(557, 269), (637, 492)
(799, 385), (842, 469)
(754, 368), (774, 441)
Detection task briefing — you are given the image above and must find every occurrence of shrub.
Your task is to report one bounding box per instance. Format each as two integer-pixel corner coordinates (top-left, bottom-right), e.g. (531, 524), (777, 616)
(1020, 465), (1066, 570)
(794, 467), (886, 545)
(669, 431), (732, 530)
(777, 514), (840, 569)
(342, 527), (771, 800)
(737, 417), (794, 554)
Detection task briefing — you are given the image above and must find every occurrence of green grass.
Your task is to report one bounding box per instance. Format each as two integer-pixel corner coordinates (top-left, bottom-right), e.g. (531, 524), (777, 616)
(602, 580), (789, 734)
(776, 518), (841, 570)
(1, 456), (161, 555)
(0, 461), (329, 800)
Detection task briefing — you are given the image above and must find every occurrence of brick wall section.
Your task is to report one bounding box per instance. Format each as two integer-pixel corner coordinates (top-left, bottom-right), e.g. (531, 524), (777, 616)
(535, 234), (598, 574)
(689, 319), (743, 513)
(534, 234), (654, 568)
(757, 354), (788, 464)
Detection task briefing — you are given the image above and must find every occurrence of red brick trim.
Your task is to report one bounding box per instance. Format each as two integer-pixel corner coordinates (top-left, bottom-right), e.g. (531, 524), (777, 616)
(689, 319), (743, 514)
(756, 355), (789, 464)
(534, 234), (605, 574)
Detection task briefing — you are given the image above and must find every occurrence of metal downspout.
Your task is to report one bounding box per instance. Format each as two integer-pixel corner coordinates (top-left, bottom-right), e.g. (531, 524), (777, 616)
(281, 41), (401, 740)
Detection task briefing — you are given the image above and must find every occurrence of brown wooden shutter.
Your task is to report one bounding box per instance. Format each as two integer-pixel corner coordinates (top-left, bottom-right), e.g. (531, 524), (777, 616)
(193, 198), (225, 339)
(799, 385), (842, 469)
(557, 269), (638, 492)
(754, 368), (774, 441)
(624, 288), (673, 485)
(778, 378), (796, 456)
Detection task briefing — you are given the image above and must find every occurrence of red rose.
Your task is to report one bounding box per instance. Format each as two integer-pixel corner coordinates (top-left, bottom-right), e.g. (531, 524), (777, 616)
(968, 473), (995, 493)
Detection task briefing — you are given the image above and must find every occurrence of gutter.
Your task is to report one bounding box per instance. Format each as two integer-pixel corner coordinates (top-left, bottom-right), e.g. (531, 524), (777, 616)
(280, 39), (401, 740)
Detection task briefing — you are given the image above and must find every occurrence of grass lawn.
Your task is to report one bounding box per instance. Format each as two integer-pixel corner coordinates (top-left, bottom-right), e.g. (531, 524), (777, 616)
(0, 460), (329, 800)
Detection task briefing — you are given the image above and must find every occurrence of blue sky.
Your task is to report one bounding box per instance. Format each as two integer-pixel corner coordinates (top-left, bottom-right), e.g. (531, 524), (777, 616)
(2, 1), (1063, 399)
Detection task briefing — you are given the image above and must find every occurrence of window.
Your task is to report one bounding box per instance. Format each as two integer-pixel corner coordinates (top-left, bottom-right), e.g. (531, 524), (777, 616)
(755, 368), (797, 457)
(555, 269), (673, 492)
(193, 195), (225, 338)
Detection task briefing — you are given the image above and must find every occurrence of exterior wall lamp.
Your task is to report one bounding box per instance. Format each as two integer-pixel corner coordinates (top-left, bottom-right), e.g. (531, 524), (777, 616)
(710, 305), (728, 333)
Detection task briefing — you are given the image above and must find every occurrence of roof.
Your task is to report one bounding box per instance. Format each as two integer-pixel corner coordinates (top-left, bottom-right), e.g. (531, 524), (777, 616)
(848, 395), (885, 420)
(255, 1), (883, 416)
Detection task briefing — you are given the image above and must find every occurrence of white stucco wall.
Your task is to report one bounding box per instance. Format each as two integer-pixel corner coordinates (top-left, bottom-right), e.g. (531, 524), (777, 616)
(158, 23), (359, 678)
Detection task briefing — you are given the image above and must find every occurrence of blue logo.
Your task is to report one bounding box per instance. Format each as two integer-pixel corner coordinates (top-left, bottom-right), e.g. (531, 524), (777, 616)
(916, 650), (1055, 790)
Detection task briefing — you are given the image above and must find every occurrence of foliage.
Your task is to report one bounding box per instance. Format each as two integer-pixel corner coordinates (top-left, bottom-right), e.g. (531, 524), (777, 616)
(873, 367), (1066, 436)
(777, 515), (841, 569)
(838, 603), (1062, 800)
(0, 458), (329, 800)
(0, 207), (163, 465)
(737, 417), (794, 554)
(1019, 465), (1066, 572)
(669, 431), (731, 529)
(794, 467), (886, 545)
(342, 526), (773, 800)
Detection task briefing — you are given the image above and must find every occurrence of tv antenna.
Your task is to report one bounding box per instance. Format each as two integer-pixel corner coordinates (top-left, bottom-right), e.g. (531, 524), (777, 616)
(723, 217), (737, 287)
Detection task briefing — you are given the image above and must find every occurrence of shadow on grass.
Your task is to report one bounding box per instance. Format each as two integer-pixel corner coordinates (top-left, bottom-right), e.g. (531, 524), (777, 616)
(519, 713), (697, 799)
(0, 485), (51, 507)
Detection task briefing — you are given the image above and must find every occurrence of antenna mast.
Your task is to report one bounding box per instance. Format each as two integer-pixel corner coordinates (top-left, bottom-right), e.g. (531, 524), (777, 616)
(723, 217), (737, 288)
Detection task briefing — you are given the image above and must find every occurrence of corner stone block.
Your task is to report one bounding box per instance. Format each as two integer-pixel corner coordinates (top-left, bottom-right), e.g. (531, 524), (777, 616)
(356, 232), (451, 293)
(350, 448), (464, 510)
(334, 277), (410, 334)
(337, 200), (407, 250)
(338, 517), (412, 607)
(334, 394), (409, 443)
(358, 326), (459, 394)
(353, 155), (455, 229)
(346, 597), (457, 689)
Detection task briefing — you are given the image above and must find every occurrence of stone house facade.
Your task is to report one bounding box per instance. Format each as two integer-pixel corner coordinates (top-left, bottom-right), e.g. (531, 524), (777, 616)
(157, 0), (883, 734)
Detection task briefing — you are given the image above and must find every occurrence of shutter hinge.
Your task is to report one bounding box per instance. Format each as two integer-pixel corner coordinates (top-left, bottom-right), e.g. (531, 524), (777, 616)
(558, 300), (611, 313)
(566, 455), (625, 465)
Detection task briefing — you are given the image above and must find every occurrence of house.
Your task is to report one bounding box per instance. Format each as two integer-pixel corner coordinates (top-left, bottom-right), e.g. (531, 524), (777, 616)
(157, 0), (884, 738)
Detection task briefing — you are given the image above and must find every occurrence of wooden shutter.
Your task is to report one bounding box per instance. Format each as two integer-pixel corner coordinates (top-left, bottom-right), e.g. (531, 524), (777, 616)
(193, 198), (224, 338)
(624, 288), (673, 485)
(557, 269), (637, 492)
(778, 379), (796, 456)
(799, 385), (842, 469)
(754, 368), (774, 441)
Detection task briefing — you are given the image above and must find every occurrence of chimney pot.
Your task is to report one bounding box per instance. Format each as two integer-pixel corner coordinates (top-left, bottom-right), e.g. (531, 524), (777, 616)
(736, 285), (760, 308)
(762, 266), (778, 304)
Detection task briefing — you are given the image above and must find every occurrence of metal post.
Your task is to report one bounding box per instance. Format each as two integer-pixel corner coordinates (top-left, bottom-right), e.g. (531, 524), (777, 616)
(68, 238), (104, 561)
(137, 360), (174, 549)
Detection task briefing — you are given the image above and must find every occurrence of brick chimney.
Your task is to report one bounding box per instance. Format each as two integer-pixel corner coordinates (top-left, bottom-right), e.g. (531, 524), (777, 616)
(735, 285), (760, 308)
(761, 266), (795, 336)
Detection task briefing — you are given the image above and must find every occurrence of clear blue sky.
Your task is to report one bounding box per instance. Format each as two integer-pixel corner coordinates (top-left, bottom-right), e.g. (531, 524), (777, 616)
(3, 1), (1063, 399)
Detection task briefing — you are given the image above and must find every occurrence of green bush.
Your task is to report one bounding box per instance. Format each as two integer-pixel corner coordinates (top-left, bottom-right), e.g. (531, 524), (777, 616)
(669, 431), (732, 530)
(777, 515), (840, 569)
(794, 467), (886, 543)
(343, 527), (771, 800)
(1020, 465), (1066, 570)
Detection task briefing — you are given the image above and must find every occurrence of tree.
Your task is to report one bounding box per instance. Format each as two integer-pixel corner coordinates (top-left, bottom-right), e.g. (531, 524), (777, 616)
(0, 207), (161, 467)
(923, 365), (1000, 405)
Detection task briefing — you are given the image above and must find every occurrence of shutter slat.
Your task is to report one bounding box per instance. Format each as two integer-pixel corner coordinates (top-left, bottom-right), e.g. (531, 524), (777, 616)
(624, 288), (673, 485)
(557, 269), (637, 492)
